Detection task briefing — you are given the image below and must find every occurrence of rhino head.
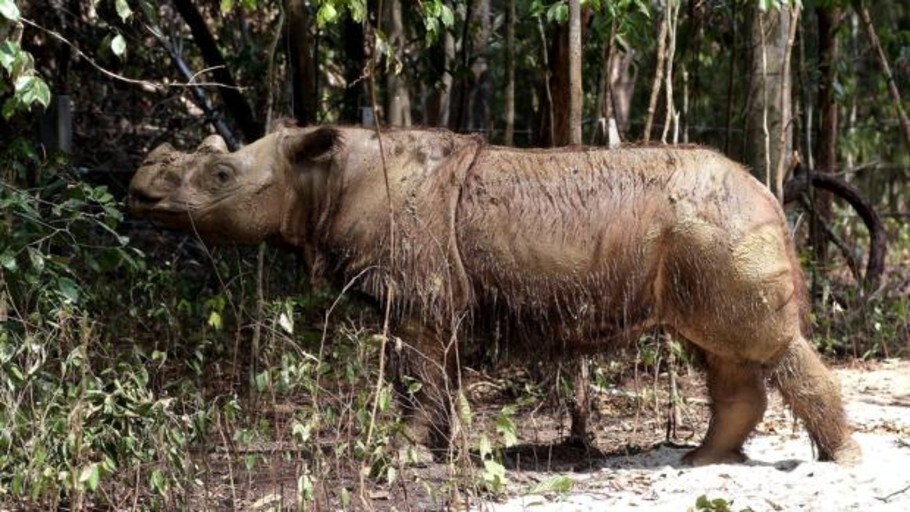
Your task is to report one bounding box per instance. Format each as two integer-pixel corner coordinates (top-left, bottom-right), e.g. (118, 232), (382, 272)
(129, 127), (343, 245)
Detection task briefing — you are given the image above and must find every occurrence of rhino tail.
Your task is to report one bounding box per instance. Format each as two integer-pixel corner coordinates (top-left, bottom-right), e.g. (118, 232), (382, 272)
(768, 335), (861, 465)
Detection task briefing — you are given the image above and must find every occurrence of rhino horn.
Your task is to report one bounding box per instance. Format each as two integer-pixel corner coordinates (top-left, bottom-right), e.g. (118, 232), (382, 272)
(147, 142), (177, 161)
(197, 134), (229, 154)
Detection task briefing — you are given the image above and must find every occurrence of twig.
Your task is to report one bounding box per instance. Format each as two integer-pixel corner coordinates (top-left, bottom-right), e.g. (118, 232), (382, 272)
(147, 25), (240, 150)
(877, 482), (910, 502)
(20, 18), (244, 92)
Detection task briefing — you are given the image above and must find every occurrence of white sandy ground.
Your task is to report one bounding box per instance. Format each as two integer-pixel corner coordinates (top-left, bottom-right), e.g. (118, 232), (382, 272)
(481, 360), (910, 512)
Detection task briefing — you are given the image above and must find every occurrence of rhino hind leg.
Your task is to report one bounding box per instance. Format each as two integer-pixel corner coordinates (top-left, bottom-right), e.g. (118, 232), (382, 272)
(683, 354), (768, 466)
(389, 321), (458, 456)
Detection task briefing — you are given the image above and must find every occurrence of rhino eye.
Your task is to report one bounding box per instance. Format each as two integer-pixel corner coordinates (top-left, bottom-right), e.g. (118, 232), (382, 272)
(212, 164), (235, 185)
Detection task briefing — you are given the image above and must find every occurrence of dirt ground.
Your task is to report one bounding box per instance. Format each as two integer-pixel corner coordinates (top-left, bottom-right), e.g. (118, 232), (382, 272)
(478, 359), (910, 512)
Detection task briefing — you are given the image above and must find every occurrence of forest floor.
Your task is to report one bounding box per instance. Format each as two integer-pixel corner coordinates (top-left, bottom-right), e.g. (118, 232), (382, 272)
(214, 358), (910, 511)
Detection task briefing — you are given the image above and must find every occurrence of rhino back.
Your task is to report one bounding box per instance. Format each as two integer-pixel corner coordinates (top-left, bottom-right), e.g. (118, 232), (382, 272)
(455, 145), (791, 347)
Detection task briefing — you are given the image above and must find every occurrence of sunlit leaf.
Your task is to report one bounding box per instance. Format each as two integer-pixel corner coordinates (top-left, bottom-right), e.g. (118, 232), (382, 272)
(78, 463), (101, 491)
(115, 0), (132, 21)
(0, 0), (20, 21)
(0, 250), (17, 271)
(531, 475), (574, 494)
(111, 34), (127, 57)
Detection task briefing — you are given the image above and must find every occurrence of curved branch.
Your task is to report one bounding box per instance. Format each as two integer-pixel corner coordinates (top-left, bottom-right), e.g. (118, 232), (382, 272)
(784, 172), (887, 292)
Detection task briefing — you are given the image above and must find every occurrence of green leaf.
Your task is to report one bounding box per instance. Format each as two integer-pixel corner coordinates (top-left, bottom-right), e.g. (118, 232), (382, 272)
(32, 77), (50, 108)
(0, 0), (20, 21)
(78, 463), (101, 491)
(111, 34), (126, 57)
(2, 97), (19, 119)
(207, 311), (222, 329)
(531, 475), (574, 494)
(456, 390), (472, 428)
(0, 250), (17, 271)
(115, 0), (132, 22)
(220, 0), (233, 12)
(0, 41), (19, 72)
(27, 247), (44, 273)
(57, 277), (80, 303)
(150, 469), (167, 495)
(255, 370), (269, 392)
(316, 3), (338, 27)
(478, 434), (492, 459)
(439, 5), (454, 27)
(495, 412), (518, 448)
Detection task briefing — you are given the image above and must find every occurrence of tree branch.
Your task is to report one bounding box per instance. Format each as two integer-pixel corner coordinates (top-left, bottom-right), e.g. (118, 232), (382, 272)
(172, 0), (262, 140)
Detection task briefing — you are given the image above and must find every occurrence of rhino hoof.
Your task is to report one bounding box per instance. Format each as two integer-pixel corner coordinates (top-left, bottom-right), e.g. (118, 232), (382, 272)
(682, 447), (748, 466)
(829, 438), (862, 466)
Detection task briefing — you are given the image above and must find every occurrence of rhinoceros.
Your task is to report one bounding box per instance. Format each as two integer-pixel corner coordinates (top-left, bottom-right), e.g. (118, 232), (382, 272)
(129, 126), (860, 466)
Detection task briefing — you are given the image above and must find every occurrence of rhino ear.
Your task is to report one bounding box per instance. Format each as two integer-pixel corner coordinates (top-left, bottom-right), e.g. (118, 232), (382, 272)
(286, 127), (343, 164)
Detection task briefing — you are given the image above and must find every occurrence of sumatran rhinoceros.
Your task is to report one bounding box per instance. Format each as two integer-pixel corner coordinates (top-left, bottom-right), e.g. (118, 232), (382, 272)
(129, 126), (861, 466)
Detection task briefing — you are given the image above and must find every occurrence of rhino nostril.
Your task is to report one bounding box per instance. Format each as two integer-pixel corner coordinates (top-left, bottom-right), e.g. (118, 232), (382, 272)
(130, 189), (163, 207)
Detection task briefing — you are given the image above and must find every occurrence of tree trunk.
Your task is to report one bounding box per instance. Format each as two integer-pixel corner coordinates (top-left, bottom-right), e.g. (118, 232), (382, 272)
(384, 0), (411, 126)
(285, 0), (317, 126)
(812, 6), (842, 266)
(541, 8), (592, 146)
(503, 0), (516, 145)
(643, 7), (669, 144)
(745, 5), (795, 200)
(173, 0), (262, 139)
(567, 0), (582, 145)
(466, 0), (492, 133)
(341, 16), (365, 125)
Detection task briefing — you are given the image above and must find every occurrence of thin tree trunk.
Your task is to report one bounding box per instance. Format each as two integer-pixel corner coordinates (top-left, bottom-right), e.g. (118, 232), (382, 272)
(385, 0), (411, 126)
(285, 0), (317, 125)
(568, 0), (582, 145)
(173, 0), (262, 139)
(812, 6), (842, 265)
(852, 0), (910, 149)
(643, 6), (669, 143)
(341, 15), (365, 124)
(593, 19), (617, 145)
(537, 17), (555, 146)
(724, 0), (738, 154)
(774, 6), (799, 203)
(746, 5), (795, 197)
(660, 0), (679, 144)
(467, 0), (491, 134)
(503, 0), (516, 145)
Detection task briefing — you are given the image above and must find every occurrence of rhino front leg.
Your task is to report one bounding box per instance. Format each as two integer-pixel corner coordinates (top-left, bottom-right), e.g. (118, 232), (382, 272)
(683, 354), (768, 466)
(389, 320), (459, 455)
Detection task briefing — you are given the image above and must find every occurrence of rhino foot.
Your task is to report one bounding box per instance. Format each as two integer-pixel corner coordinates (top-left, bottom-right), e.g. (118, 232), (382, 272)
(826, 437), (862, 466)
(681, 447), (748, 466)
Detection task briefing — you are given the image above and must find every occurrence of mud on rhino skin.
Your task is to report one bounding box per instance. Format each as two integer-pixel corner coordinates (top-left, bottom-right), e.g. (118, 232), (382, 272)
(129, 126), (861, 466)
